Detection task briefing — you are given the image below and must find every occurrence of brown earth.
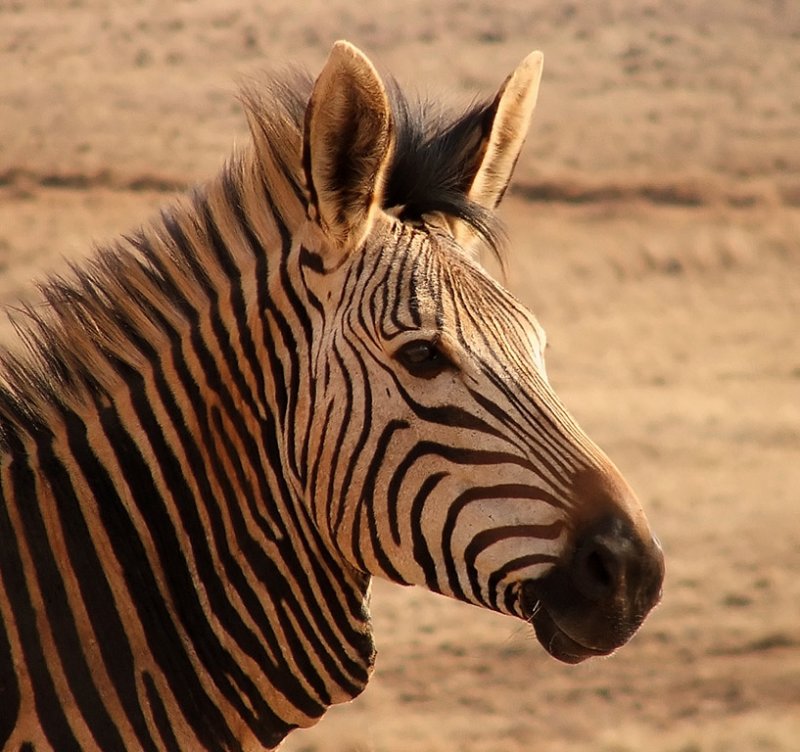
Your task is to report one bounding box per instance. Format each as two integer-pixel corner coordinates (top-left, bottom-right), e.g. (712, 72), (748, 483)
(1, 2), (799, 750)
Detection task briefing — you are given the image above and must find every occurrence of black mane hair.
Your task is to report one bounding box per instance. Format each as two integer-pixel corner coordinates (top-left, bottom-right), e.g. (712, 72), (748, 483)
(382, 78), (503, 253)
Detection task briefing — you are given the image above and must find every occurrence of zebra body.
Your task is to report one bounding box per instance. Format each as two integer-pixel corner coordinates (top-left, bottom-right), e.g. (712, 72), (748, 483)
(0, 43), (664, 750)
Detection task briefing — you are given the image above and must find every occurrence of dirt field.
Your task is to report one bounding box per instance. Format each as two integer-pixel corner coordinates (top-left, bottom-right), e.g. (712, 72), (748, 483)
(1, 1), (799, 750)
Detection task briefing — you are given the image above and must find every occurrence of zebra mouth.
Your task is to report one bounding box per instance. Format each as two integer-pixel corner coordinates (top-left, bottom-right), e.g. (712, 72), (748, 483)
(529, 604), (614, 664)
(520, 583), (615, 664)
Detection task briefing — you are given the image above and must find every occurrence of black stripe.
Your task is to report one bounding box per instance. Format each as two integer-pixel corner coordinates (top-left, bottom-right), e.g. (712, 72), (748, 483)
(393, 230), (422, 330)
(343, 359), (375, 575)
(199, 199), (265, 421)
(142, 671), (181, 752)
(327, 342), (359, 538)
(0, 500), (81, 752)
(220, 171), (274, 408)
(235, 403), (373, 693)
(278, 251), (314, 482)
(328, 252), (375, 538)
(260, 186), (296, 428)
(307, 399), (335, 522)
(409, 471), (448, 592)
(252, 412), (374, 690)
(356, 420), (410, 584)
(160, 212), (215, 300)
(207, 405), (333, 709)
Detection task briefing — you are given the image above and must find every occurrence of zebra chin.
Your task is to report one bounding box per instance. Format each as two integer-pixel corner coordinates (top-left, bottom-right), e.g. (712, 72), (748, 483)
(524, 602), (616, 664)
(518, 515), (665, 664)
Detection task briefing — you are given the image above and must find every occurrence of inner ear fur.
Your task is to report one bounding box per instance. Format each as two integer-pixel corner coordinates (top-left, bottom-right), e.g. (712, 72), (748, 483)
(468, 50), (544, 211)
(303, 41), (394, 253)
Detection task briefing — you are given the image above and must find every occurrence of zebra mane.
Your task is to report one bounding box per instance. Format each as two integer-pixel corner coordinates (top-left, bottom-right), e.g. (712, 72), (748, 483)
(0, 65), (506, 442)
(0, 232), (197, 441)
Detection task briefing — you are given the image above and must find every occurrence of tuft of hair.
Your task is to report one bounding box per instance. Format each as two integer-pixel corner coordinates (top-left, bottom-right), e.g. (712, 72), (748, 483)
(0, 210), (205, 446)
(382, 78), (506, 257)
(239, 67), (507, 257)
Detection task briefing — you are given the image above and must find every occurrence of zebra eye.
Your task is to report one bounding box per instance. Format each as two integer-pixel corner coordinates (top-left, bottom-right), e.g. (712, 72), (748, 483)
(395, 339), (452, 378)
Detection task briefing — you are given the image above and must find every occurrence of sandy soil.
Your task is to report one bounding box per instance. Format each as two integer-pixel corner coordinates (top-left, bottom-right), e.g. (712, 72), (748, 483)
(1, 2), (799, 750)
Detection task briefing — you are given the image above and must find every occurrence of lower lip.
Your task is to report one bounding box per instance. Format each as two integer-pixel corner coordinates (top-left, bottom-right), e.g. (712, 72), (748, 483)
(530, 607), (615, 664)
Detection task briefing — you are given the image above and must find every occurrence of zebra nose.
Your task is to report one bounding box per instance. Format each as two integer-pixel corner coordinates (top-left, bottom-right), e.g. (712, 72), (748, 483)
(572, 516), (664, 608)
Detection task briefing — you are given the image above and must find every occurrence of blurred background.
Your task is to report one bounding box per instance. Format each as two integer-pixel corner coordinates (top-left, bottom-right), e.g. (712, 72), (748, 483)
(1, 1), (799, 750)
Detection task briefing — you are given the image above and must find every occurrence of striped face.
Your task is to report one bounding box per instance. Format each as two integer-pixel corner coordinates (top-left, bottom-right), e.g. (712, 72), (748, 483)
(302, 217), (663, 663)
(301, 42), (663, 663)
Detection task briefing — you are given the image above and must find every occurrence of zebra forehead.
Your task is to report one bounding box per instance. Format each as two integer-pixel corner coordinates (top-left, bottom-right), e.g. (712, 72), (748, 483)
(240, 67), (504, 255)
(369, 236), (547, 358)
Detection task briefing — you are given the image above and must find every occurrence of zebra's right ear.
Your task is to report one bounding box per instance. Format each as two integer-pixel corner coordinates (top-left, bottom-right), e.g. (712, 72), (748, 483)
(303, 41), (394, 254)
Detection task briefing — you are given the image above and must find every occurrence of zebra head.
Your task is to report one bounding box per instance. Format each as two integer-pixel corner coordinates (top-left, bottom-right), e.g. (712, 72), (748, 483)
(294, 42), (664, 664)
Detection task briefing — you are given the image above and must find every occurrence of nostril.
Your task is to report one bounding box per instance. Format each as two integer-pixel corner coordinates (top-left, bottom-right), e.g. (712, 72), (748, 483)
(585, 549), (614, 589)
(574, 541), (619, 601)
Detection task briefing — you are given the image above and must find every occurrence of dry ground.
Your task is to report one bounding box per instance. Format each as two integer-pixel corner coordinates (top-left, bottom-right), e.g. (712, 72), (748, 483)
(1, 1), (799, 750)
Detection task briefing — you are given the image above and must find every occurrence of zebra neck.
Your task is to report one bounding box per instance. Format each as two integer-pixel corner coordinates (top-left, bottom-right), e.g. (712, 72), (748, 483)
(120, 164), (380, 739)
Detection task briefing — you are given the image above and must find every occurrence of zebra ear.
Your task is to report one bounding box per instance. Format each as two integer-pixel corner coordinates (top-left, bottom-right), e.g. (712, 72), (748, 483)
(464, 50), (544, 213)
(303, 41), (394, 252)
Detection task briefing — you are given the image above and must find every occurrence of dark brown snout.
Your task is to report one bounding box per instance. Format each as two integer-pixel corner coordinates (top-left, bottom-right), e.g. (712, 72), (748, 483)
(522, 515), (665, 664)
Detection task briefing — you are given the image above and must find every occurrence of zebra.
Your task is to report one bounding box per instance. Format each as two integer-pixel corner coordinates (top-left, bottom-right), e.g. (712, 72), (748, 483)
(0, 41), (664, 751)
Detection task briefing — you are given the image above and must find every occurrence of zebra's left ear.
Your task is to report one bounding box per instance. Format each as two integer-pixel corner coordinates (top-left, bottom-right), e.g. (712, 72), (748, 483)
(463, 51), (544, 213)
(303, 41), (394, 253)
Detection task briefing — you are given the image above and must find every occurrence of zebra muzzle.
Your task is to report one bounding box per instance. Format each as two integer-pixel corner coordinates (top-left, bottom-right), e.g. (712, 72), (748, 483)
(520, 515), (665, 664)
